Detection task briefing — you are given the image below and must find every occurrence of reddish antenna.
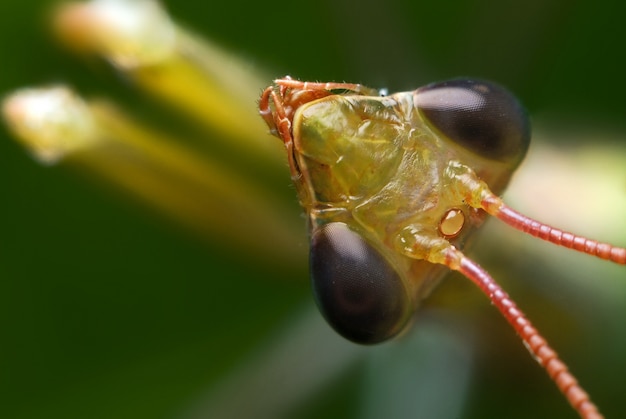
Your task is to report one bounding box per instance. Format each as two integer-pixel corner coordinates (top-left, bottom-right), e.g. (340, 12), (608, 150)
(444, 247), (604, 419)
(489, 201), (626, 264)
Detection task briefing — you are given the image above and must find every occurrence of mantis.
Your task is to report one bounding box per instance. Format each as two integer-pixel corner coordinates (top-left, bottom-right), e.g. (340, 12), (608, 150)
(2, 1), (624, 417)
(259, 76), (626, 419)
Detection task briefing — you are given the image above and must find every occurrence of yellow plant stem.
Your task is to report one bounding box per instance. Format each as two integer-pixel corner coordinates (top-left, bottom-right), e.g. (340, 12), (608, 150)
(4, 88), (306, 269)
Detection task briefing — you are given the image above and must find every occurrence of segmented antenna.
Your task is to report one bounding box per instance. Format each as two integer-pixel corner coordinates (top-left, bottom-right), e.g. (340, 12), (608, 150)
(491, 203), (626, 264)
(448, 249), (604, 419)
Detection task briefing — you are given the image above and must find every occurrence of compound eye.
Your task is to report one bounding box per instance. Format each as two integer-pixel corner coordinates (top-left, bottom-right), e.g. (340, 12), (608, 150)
(310, 222), (412, 344)
(414, 79), (530, 162)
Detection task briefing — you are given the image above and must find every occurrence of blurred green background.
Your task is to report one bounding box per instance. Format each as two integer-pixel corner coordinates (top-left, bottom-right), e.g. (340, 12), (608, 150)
(1, 1), (625, 418)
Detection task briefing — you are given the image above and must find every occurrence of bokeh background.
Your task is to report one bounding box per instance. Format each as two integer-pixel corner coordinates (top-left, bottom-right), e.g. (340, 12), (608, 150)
(1, 1), (625, 418)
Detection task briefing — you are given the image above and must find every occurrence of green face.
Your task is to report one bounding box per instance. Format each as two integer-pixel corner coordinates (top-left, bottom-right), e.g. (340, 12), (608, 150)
(293, 79), (528, 222)
(292, 95), (407, 208)
(289, 79), (530, 344)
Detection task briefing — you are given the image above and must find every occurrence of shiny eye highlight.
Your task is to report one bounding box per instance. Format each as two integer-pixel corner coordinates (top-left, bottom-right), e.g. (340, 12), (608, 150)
(414, 79), (530, 163)
(309, 222), (412, 344)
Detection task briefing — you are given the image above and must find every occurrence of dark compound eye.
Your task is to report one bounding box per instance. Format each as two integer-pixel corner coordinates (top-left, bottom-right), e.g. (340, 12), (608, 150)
(414, 79), (530, 162)
(309, 222), (412, 344)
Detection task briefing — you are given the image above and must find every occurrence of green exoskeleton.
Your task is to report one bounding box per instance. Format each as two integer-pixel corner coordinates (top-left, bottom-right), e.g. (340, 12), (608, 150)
(259, 77), (625, 419)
